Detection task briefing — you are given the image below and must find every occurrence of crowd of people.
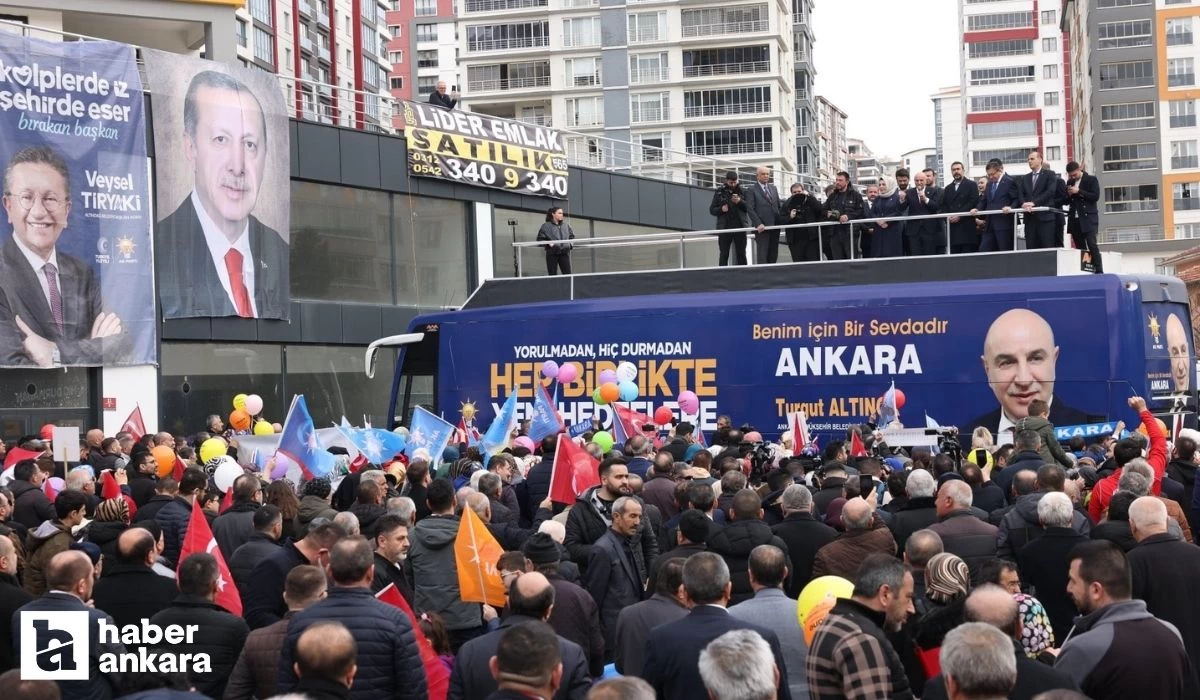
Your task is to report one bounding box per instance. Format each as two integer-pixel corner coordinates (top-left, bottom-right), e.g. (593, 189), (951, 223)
(708, 152), (1103, 271)
(0, 392), (1196, 700)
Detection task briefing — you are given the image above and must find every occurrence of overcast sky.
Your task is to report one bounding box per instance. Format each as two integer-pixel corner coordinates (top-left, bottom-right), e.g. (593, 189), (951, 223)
(812, 0), (961, 159)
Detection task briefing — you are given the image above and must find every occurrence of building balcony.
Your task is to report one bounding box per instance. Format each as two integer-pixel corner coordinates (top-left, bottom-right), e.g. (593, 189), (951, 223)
(563, 72), (602, 87)
(319, 46), (331, 63)
(687, 142), (772, 156)
(796, 88), (809, 101)
(561, 0), (599, 7)
(563, 36), (601, 49)
(463, 0), (548, 12)
(317, 83), (332, 98)
(567, 114), (604, 128)
(518, 114), (553, 126)
(317, 12), (330, 30)
(628, 28), (666, 44)
(298, 0), (314, 19)
(682, 60), (770, 78)
(630, 67), (669, 84)
(631, 107), (670, 124)
(1173, 156), (1200, 170)
(300, 35), (315, 54)
(467, 74), (551, 93)
(466, 37), (550, 54)
(680, 19), (769, 39)
(684, 101), (771, 118)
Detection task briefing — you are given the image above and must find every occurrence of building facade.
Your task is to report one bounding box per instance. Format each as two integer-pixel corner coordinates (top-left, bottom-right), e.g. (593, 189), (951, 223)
(901, 147), (937, 178)
(932, 84), (965, 182)
(384, 0), (456, 110)
(794, 0), (817, 180)
(815, 95), (848, 187)
(958, 0), (1070, 179)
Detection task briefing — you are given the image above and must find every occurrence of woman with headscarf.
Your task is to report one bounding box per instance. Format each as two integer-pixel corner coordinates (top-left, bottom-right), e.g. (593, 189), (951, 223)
(913, 552), (971, 678)
(869, 175), (907, 258)
(84, 498), (130, 563)
(1014, 593), (1056, 663)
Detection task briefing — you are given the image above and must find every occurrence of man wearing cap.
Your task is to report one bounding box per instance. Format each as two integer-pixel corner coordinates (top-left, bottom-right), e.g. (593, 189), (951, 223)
(710, 171), (751, 266)
(524, 532), (606, 678)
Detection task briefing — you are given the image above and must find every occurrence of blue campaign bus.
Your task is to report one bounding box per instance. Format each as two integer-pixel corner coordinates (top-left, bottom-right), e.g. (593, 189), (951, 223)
(372, 253), (1195, 444)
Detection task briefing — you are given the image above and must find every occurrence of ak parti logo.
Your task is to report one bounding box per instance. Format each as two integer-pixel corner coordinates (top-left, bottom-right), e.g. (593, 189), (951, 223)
(20, 611), (88, 680)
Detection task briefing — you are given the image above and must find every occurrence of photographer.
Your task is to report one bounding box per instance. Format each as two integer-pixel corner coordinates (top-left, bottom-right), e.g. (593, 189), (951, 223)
(821, 171), (864, 260)
(709, 171), (751, 266)
(784, 182), (824, 262)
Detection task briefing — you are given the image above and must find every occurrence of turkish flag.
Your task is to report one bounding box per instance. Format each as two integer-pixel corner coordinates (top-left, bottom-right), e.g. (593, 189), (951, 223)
(850, 431), (868, 458)
(177, 500), (242, 616)
(548, 434), (600, 505)
(376, 584), (450, 700)
(120, 405), (146, 442)
(3, 447), (44, 470)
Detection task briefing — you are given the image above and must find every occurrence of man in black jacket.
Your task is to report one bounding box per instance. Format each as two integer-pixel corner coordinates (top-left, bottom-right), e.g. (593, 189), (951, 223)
(1065, 161), (1102, 272)
(244, 521), (346, 630)
(785, 182), (827, 262)
(279, 537), (428, 700)
(706, 489), (790, 605)
(523, 437), (557, 523)
(889, 468), (939, 554)
(369, 513), (412, 604)
(229, 505), (283, 600)
(663, 423), (695, 463)
(524, 532), (605, 678)
(943, 161), (982, 253)
(821, 171), (864, 260)
(212, 474), (263, 560)
(772, 484), (837, 597)
(564, 459), (658, 578)
(126, 450), (159, 507)
(133, 478), (177, 523)
(1017, 151), (1062, 249)
(10, 459), (53, 530)
(584, 496), (646, 658)
(428, 81), (458, 109)
(148, 553), (249, 697)
(0, 536), (28, 672)
(450, 572), (592, 700)
(290, 621), (357, 700)
(93, 528), (178, 631)
(647, 508), (709, 593)
(994, 430), (1048, 503)
(710, 171), (751, 266)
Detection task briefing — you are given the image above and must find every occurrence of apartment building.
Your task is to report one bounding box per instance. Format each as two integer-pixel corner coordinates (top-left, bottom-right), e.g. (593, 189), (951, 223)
(794, 0), (817, 179)
(848, 137), (881, 190)
(384, 0), (456, 106)
(815, 95), (848, 187)
(901, 147), (938, 179)
(932, 85), (965, 181)
(453, 0), (798, 184)
(234, 0), (391, 130)
(958, 0), (1070, 179)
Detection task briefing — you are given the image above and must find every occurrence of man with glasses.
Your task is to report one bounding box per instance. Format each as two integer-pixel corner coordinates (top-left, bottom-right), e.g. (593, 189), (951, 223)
(0, 145), (122, 366)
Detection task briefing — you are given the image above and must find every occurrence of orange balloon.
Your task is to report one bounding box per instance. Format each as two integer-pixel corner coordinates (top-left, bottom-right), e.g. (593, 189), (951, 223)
(229, 409), (252, 431)
(1137, 417), (1169, 437)
(151, 445), (176, 478)
(599, 382), (620, 403)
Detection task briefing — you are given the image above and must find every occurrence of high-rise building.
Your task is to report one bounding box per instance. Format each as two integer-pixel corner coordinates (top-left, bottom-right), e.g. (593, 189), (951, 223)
(1063, 0), (1200, 268)
(794, 0), (817, 180)
(958, 0), (1070, 178)
(848, 137), (881, 191)
(234, 0), (391, 130)
(384, 0), (456, 109)
(453, 0), (798, 184)
(931, 85), (965, 182)
(901, 148), (938, 179)
(815, 95), (848, 187)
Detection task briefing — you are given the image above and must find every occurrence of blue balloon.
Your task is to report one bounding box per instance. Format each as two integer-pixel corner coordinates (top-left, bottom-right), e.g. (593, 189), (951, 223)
(618, 380), (639, 402)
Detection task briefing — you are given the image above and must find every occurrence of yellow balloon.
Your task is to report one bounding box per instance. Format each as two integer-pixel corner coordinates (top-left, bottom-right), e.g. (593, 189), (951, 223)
(232, 393), (248, 411)
(797, 575), (854, 645)
(253, 420), (274, 436)
(199, 437), (228, 464)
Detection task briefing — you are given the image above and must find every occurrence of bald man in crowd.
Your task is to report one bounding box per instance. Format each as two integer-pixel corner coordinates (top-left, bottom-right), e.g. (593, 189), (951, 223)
(292, 621), (358, 697)
(966, 308), (1091, 437)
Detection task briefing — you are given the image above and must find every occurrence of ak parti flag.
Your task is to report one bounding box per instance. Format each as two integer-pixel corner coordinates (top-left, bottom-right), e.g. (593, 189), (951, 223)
(453, 506), (507, 607)
(549, 434), (601, 505)
(850, 431), (868, 458)
(120, 405), (146, 442)
(376, 584), (450, 700)
(178, 500), (242, 616)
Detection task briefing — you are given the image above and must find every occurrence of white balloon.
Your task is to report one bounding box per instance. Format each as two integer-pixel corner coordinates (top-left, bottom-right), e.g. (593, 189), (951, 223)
(616, 361), (638, 383)
(213, 456), (244, 493)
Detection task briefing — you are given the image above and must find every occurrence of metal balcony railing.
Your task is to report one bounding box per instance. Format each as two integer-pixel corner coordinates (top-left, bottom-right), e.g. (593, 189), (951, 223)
(628, 27), (665, 43)
(631, 107), (670, 124)
(467, 74), (551, 91)
(684, 100), (771, 118)
(564, 72), (602, 87)
(630, 67), (669, 84)
(466, 36), (550, 53)
(682, 60), (769, 77)
(568, 113), (604, 127)
(563, 34), (601, 48)
(463, 0), (547, 11)
(687, 142), (773, 156)
(518, 115), (553, 126)
(561, 0), (599, 7)
(681, 19), (769, 38)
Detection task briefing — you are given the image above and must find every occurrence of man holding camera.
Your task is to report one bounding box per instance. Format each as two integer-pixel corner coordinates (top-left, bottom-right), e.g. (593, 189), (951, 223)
(710, 171), (751, 266)
(822, 171), (864, 260)
(784, 182), (824, 262)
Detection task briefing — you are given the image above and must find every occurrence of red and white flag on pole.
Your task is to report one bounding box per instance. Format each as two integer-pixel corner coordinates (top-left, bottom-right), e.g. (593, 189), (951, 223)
(548, 434), (601, 505)
(177, 500), (242, 616)
(788, 412), (811, 456)
(120, 405), (146, 442)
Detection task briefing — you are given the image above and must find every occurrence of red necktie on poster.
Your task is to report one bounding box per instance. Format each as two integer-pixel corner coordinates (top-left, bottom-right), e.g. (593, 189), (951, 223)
(224, 248), (252, 318)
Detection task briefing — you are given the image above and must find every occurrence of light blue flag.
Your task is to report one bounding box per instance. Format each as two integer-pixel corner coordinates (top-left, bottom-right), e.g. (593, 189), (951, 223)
(405, 406), (456, 463)
(878, 380), (899, 428)
(528, 382), (565, 442)
(481, 388), (520, 458)
(278, 395), (336, 478)
(926, 413), (940, 429)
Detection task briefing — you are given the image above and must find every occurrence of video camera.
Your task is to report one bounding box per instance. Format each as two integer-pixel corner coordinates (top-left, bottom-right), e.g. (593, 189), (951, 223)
(926, 427), (962, 463)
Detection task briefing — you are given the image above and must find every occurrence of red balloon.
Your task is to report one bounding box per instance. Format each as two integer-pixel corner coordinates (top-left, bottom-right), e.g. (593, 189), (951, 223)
(894, 389), (906, 409)
(654, 406), (674, 425)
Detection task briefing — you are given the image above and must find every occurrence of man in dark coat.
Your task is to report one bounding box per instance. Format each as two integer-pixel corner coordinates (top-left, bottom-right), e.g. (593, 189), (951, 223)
(133, 478), (177, 523)
(225, 564), (327, 700)
(889, 469), (939, 554)
(212, 474), (262, 560)
(16, 551), (125, 700)
(1128, 496), (1200, 684)
(972, 158), (1022, 252)
(1016, 492), (1089, 642)
(927, 481), (998, 580)
(784, 182), (827, 262)
(450, 572), (592, 700)
(229, 505), (283, 600)
(10, 459), (54, 530)
(155, 468), (208, 568)
(0, 536), (29, 672)
(993, 430), (1047, 504)
(564, 460), (658, 578)
(706, 489), (790, 605)
(821, 171), (864, 260)
(289, 621), (357, 700)
(522, 438), (557, 522)
(614, 558), (688, 678)
(584, 497), (647, 659)
(905, 170), (944, 255)
(126, 451), (159, 507)
(149, 553), (249, 697)
(348, 478), (387, 539)
(1065, 161), (1102, 272)
(943, 161), (982, 253)
(428, 81), (458, 109)
(745, 166), (784, 264)
(369, 513), (412, 605)
(710, 171), (751, 266)
(523, 533), (605, 678)
(641, 453), (678, 521)
(1017, 151), (1062, 249)
(772, 484), (837, 597)
(812, 464), (849, 518)
(244, 521), (345, 630)
(92, 529), (178, 631)
(641, 553), (792, 700)
(278, 537), (428, 700)
(647, 509), (709, 593)
(998, 466), (1091, 561)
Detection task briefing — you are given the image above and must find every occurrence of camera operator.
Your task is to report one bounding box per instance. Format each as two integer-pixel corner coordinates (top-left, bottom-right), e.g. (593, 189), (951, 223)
(784, 182), (824, 262)
(821, 171), (864, 260)
(710, 171), (751, 266)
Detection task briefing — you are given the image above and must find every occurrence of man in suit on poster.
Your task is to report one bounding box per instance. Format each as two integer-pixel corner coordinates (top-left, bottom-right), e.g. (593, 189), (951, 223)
(0, 146), (123, 366)
(156, 70), (288, 319)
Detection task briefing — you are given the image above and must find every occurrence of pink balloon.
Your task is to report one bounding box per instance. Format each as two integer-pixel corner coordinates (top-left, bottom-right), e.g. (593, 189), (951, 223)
(598, 369), (618, 385)
(272, 422), (283, 433)
(244, 394), (264, 416)
(514, 436), (535, 452)
(558, 362), (579, 383)
(678, 390), (699, 414)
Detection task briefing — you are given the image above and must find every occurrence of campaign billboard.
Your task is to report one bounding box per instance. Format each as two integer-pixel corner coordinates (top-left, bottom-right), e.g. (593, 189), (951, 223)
(422, 275), (1185, 443)
(144, 50), (290, 321)
(400, 100), (569, 198)
(0, 33), (154, 368)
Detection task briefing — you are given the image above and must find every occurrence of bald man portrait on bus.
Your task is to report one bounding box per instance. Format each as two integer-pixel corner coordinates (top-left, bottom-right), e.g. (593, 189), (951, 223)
(964, 308), (1092, 438)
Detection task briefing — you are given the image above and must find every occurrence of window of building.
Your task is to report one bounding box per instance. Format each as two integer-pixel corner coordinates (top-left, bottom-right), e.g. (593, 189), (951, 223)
(249, 0), (272, 26)
(417, 76), (438, 94)
(632, 131), (672, 163)
(416, 24), (438, 42)
(567, 56), (603, 86)
(415, 0), (437, 14)
(1101, 101), (1156, 130)
(681, 5), (769, 37)
(1176, 223), (1200, 238)
(566, 96), (603, 127)
(1097, 0), (1152, 8)
(966, 12), (1033, 31)
(630, 91), (669, 123)
(284, 47), (292, 68)
(389, 50), (404, 65)
(562, 16), (601, 48)
(970, 148), (1036, 167)
(1176, 181), (1200, 209)
(1044, 119), (1061, 133)
(1172, 100), (1197, 128)
(389, 25), (401, 38)
(684, 86), (772, 117)
(1043, 64), (1058, 79)
(969, 93), (1036, 112)
(160, 343), (283, 437)
(1097, 20), (1152, 49)
(1170, 57), (1196, 87)
(1099, 60), (1154, 89)
(628, 11), (668, 43)
(415, 49), (437, 68)
(236, 21), (248, 48)
(1044, 92), (1060, 106)
(1172, 141), (1199, 169)
(253, 26), (273, 65)
(967, 39), (1034, 58)
(1103, 185), (1158, 212)
(466, 21), (549, 51)
(1045, 146), (1061, 161)
(467, 61), (550, 91)
(628, 52), (668, 84)
(390, 76), (404, 90)
(970, 119), (1038, 139)
(1042, 37), (1058, 52)
(682, 45), (770, 77)
(1167, 17), (1194, 46)
(1102, 143), (1157, 171)
(685, 127), (773, 156)
(1041, 9), (1056, 24)
(969, 65), (1036, 86)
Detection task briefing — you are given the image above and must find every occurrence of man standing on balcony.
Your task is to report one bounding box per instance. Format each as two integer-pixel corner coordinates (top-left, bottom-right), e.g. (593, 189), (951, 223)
(1017, 151), (1062, 250)
(1065, 162), (1101, 273)
(746, 167), (783, 264)
(429, 81), (459, 110)
(710, 171), (751, 266)
(822, 171), (864, 260)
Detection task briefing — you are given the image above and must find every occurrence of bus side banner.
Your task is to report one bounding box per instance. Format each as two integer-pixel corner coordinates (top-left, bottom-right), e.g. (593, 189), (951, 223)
(435, 278), (1192, 443)
(400, 101), (568, 198)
